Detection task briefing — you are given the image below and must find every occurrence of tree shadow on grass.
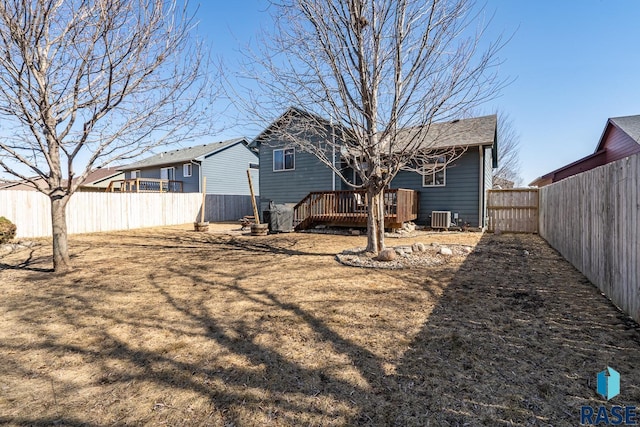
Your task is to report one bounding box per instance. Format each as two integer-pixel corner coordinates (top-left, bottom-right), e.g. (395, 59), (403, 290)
(0, 249), (53, 272)
(380, 233), (640, 426)
(4, 230), (640, 425)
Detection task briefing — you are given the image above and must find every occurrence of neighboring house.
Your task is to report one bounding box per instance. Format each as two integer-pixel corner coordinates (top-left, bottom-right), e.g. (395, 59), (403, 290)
(252, 108), (497, 228)
(0, 177), (46, 191)
(77, 168), (124, 192)
(530, 114), (640, 187)
(493, 176), (515, 189)
(0, 167), (124, 192)
(116, 138), (259, 195)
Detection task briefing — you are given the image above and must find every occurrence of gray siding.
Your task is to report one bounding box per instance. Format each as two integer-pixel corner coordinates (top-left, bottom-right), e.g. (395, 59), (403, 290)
(125, 164), (200, 192)
(391, 149), (481, 227)
(258, 140), (334, 212)
(201, 143), (259, 195)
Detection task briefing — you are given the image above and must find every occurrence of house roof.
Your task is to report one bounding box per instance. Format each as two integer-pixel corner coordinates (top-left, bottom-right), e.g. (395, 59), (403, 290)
(390, 115), (497, 151)
(119, 138), (249, 171)
(0, 167), (123, 190)
(596, 114), (640, 151)
(528, 149), (607, 187)
(82, 167), (123, 185)
(252, 107), (497, 152)
(250, 107), (348, 148)
(530, 114), (640, 186)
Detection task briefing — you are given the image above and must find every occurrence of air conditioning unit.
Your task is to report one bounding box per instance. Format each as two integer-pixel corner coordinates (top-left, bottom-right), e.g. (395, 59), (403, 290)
(431, 211), (451, 229)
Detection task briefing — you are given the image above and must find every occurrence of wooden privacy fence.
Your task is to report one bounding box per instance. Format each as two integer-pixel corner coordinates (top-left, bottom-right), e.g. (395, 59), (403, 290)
(204, 195), (260, 223)
(539, 153), (640, 323)
(0, 191), (258, 238)
(487, 188), (539, 233)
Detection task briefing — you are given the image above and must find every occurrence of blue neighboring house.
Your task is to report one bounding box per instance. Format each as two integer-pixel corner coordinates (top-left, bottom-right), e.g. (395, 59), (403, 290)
(251, 108), (497, 229)
(116, 138), (259, 195)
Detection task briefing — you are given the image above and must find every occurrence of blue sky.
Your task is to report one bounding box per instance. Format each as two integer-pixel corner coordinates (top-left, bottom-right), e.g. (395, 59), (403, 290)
(193, 0), (640, 185)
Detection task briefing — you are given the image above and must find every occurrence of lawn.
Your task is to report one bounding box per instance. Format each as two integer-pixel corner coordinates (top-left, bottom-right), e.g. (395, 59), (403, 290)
(1, 225), (639, 426)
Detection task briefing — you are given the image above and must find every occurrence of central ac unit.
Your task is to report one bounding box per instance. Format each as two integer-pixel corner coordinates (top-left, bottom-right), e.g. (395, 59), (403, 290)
(431, 211), (451, 229)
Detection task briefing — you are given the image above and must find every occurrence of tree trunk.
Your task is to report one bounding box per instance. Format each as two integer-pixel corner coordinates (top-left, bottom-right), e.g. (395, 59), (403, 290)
(366, 186), (386, 254)
(51, 195), (72, 272)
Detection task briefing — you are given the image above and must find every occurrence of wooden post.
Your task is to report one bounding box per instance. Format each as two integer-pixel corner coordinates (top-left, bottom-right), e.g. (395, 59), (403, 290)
(200, 176), (207, 223)
(247, 169), (260, 224)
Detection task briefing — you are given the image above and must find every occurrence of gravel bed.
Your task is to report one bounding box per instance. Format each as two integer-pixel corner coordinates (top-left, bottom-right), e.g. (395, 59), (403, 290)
(335, 244), (473, 269)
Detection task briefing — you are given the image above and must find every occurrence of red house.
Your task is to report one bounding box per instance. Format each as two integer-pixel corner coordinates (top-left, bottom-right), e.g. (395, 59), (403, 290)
(530, 115), (640, 187)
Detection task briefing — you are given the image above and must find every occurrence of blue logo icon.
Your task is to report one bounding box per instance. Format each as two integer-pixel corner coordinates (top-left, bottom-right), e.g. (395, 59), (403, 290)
(597, 367), (620, 400)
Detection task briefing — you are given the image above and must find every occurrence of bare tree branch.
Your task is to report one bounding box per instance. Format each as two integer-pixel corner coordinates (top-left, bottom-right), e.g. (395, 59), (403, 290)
(492, 111), (522, 187)
(232, 0), (506, 253)
(0, 0), (216, 271)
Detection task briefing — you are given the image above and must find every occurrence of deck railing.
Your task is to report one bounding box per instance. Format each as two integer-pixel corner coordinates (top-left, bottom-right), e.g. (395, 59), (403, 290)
(105, 178), (183, 193)
(293, 188), (418, 230)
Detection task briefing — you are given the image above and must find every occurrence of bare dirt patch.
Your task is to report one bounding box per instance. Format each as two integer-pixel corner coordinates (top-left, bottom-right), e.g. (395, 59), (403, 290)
(0, 225), (639, 426)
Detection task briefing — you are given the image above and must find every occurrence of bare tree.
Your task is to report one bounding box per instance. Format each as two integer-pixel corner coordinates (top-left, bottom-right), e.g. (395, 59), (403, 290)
(237, 0), (505, 254)
(493, 111), (522, 187)
(0, 0), (213, 272)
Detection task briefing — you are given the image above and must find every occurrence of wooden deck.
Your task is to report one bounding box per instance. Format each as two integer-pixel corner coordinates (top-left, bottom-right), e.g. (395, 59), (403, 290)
(293, 189), (419, 230)
(105, 178), (183, 193)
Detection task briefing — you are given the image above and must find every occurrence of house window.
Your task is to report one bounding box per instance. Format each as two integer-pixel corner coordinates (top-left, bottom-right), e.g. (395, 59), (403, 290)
(273, 148), (295, 171)
(131, 170), (140, 179)
(423, 157), (446, 187)
(183, 163), (192, 177)
(161, 167), (175, 181)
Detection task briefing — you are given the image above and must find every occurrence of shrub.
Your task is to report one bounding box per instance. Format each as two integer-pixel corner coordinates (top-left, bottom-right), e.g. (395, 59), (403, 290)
(0, 217), (16, 244)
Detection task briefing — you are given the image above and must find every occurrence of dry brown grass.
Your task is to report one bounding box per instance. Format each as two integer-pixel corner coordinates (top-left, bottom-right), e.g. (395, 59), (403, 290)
(0, 225), (639, 426)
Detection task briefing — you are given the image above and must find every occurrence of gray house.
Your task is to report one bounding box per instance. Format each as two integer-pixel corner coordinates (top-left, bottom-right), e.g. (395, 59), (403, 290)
(116, 138), (259, 195)
(252, 108), (497, 229)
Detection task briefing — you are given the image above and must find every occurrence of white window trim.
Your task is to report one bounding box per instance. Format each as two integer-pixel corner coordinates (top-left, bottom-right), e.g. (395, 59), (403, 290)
(273, 148), (295, 172)
(422, 162), (446, 187)
(161, 166), (175, 181)
(183, 163), (192, 177)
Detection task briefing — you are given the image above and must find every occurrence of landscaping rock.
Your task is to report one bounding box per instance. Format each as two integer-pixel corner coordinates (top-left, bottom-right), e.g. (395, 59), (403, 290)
(438, 246), (453, 256)
(412, 242), (426, 252)
(462, 246), (473, 254)
(350, 229), (361, 236)
(395, 245), (413, 255)
(403, 222), (416, 232)
(376, 248), (396, 262)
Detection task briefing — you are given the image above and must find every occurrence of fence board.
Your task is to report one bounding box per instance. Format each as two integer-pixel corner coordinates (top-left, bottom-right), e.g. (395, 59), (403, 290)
(539, 153), (640, 323)
(203, 195), (259, 222)
(0, 191), (258, 238)
(487, 189), (539, 233)
(0, 190), (259, 238)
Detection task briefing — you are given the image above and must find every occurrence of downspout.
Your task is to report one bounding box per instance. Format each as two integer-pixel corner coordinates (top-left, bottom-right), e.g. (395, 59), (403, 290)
(331, 120), (336, 191)
(478, 146), (484, 229)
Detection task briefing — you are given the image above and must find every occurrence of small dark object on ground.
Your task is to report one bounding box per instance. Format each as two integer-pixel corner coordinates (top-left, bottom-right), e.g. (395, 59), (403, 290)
(194, 222), (209, 232)
(250, 223), (269, 236)
(240, 216), (255, 230)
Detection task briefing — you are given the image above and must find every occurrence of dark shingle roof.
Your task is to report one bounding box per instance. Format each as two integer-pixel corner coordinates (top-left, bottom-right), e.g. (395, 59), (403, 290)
(390, 115), (497, 151)
(253, 107), (496, 152)
(119, 138), (247, 170)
